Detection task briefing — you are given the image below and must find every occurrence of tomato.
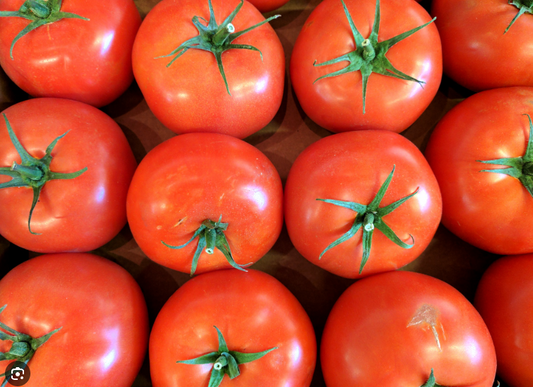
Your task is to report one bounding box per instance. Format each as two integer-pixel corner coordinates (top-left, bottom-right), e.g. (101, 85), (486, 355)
(0, 0), (141, 107)
(127, 132), (283, 275)
(425, 87), (533, 255)
(246, 0), (289, 13)
(321, 270), (497, 387)
(284, 130), (442, 279)
(0, 98), (137, 253)
(290, 0), (442, 133)
(132, 0), (285, 139)
(475, 254), (533, 387)
(0, 252), (149, 387)
(149, 268), (316, 387)
(432, 0), (533, 91)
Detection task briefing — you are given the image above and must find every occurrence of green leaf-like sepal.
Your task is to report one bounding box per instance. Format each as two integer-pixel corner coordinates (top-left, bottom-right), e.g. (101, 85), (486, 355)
(317, 165), (417, 274)
(177, 326), (277, 387)
(505, 0), (533, 33)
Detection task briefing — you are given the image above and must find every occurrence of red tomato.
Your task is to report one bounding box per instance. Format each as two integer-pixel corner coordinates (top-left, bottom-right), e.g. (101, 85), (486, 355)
(0, 0), (141, 107)
(475, 254), (533, 387)
(149, 268), (316, 387)
(0, 253), (149, 387)
(126, 132), (283, 275)
(321, 271), (497, 387)
(0, 98), (137, 253)
(247, 0), (289, 13)
(432, 0), (533, 91)
(425, 87), (533, 255)
(132, 0), (285, 139)
(290, 0), (442, 133)
(284, 130), (442, 279)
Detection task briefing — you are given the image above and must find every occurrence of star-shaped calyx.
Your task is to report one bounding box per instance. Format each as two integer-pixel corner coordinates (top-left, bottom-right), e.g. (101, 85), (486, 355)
(317, 166), (418, 274)
(313, 0), (435, 113)
(505, 0), (533, 33)
(156, 0), (280, 95)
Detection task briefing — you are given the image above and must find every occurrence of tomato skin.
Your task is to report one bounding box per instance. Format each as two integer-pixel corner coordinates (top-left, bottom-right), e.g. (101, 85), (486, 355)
(0, 98), (137, 253)
(284, 130), (442, 279)
(432, 0), (533, 91)
(0, 0), (141, 107)
(425, 87), (533, 255)
(321, 270), (496, 387)
(149, 268), (316, 387)
(290, 0), (442, 133)
(246, 0), (289, 13)
(0, 253), (149, 387)
(132, 0), (285, 139)
(475, 254), (533, 387)
(126, 132), (283, 274)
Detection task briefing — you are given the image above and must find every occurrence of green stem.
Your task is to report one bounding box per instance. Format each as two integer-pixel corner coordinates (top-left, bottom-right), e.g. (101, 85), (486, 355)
(10, 162), (43, 181)
(523, 161), (533, 175)
(212, 23), (235, 46)
(362, 39), (375, 61)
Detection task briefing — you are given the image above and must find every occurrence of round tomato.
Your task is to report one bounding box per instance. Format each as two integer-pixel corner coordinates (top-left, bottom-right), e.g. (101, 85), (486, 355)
(321, 270), (497, 387)
(432, 0), (533, 91)
(0, 0), (141, 107)
(284, 130), (442, 279)
(246, 0), (289, 13)
(0, 98), (137, 253)
(149, 268), (316, 387)
(290, 0), (442, 133)
(0, 252), (149, 387)
(132, 0), (285, 139)
(126, 132), (283, 275)
(425, 87), (533, 255)
(475, 254), (533, 387)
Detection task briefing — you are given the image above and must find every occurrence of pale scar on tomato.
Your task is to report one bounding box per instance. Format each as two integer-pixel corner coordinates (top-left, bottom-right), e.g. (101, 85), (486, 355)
(407, 304), (446, 352)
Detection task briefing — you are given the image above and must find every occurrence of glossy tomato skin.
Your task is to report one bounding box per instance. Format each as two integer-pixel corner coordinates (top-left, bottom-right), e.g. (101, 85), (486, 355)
(322, 271), (496, 387)
(425, 87), (533, 254)
(150, 269), (316, 387)
(247, 0), (289, 13)
(127, 132), (283, 274)
(284, 130), (442, 279)
(0, 0), (141, 107)
(432, 0), (533, 91)
(132, 0), (285, 139)
(0, 253), (149, 387)
(475, 254), (533, 387)
(290, 0), (442, 133)
(0, 98), (137, 253)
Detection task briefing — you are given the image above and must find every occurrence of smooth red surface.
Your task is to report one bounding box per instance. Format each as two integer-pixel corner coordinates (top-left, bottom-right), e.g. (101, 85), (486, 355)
(0, 98), (137, 253)
(0, 0), (141, 107)
(425, 87), (533, 254)
(321, 271), (496, 387)
(284, 130), (442, 278)
(149, 269), (316, 387)
(247, 0), (290, 13)
(127, 132), (283, 274)
(0, 253), (149, 387)
(475, 254), (533, 387)
(290, 0), (442, 133)
(132, 0), (285, 138)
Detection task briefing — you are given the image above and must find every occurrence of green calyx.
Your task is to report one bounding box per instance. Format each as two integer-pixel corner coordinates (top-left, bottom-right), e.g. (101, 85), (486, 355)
(0, 305), (62, 385)
(177, 326), (277, 387)
(317, 166), (417, 274)
(478, 113), (533, 197)
(505, 0), (533, 33)
(0, 0), (89, 59)
(0, 114), (88, 235)
(162, 216), (249, 276)
(155, 0), (280, 95)
(420, 369), (444, 387)
(313, 0), (435, 114)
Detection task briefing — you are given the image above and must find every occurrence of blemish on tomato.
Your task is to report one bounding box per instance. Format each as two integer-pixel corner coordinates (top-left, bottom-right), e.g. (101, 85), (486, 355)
(407, 304), (445, 352)
(173, 217), (187, 227)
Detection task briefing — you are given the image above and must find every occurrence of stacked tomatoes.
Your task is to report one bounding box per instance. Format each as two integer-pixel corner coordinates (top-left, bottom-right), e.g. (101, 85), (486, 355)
(0, 0), (532, 386)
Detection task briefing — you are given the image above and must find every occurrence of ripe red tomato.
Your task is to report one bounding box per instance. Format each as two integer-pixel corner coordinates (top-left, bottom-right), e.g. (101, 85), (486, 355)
(247, 0), (289, 13)
(0, 0), (141, 107)
(321, 270), (497, 387)
(284, 130), (442, 279)
(475, 254), (533, 387)
(290, 0), (442, 133)
(0, 253), (149, 387)
(132, 0), (285, 139)
(432, 0), (533, 91)
(0, 98), (137, 253)
(149, 268), (316, 387)
(127, 132), (283, 275)
(425, 87), (533, 255)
